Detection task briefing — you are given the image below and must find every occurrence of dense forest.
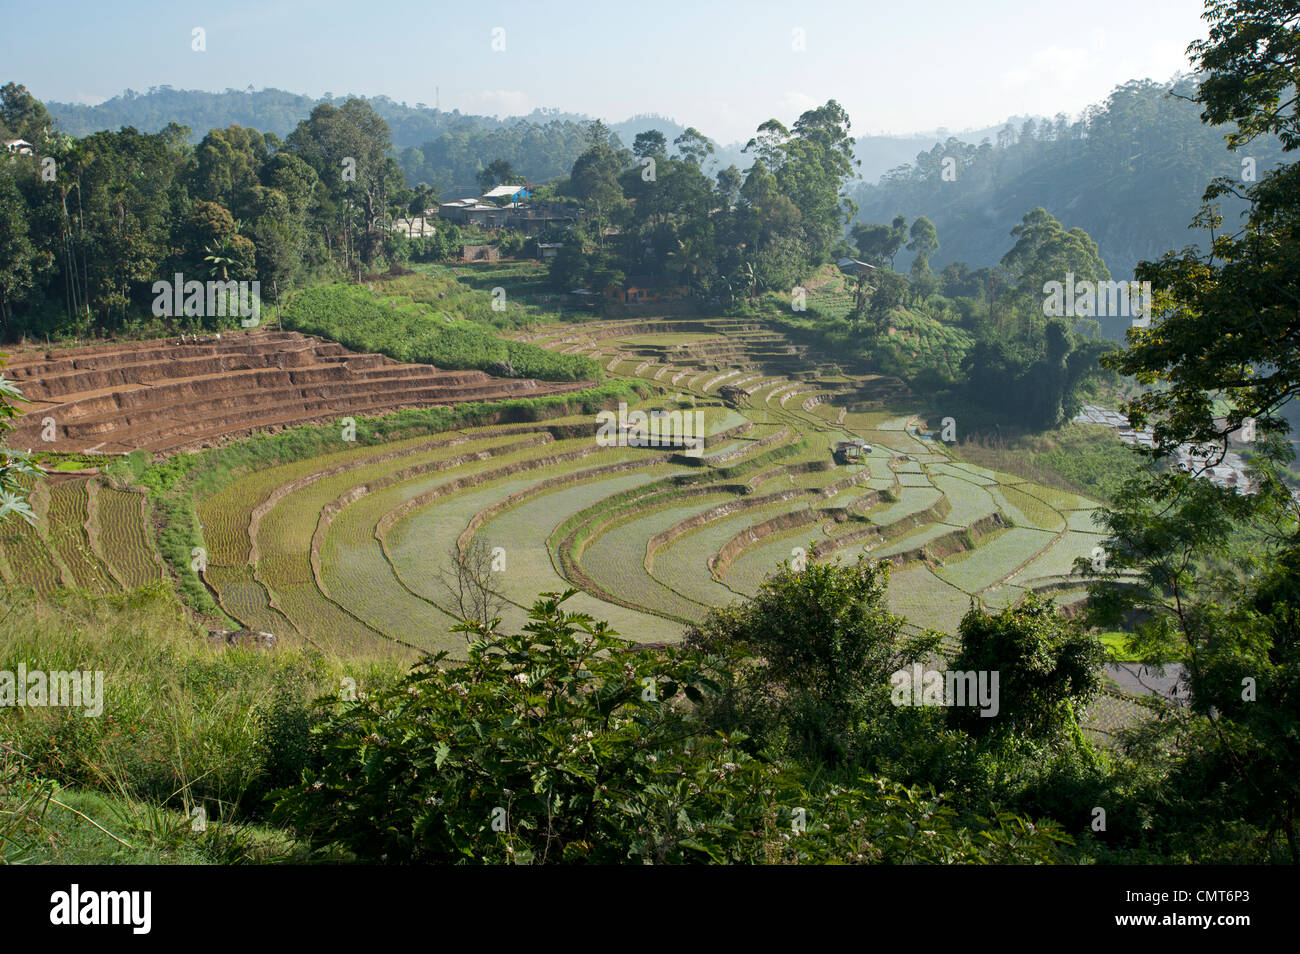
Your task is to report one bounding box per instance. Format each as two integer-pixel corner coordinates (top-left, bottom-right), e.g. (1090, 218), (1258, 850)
(0, 86), (457, 339)
(854, 76), (1288, 284)
(42, 86), (1004, 193)
(44, 88), (719, 196)
(40, 78), (1280, 285)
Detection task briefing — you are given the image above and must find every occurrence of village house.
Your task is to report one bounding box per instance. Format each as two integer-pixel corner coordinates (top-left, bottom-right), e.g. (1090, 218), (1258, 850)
(434, 184), (575, 235)
(504, 202), (576, 230)
(481, 184), (531, 206)
(837, 257), (876, 276)
(438, 198), (510, 228)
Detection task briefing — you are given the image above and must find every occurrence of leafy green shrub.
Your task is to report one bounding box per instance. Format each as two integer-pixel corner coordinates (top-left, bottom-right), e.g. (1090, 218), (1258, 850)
(686, 554), (940, 765)
(281, 284), (598, 381)
(274, 590), (1066, 864)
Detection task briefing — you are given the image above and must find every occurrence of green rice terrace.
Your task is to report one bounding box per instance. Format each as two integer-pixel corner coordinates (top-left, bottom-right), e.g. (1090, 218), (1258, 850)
(0, 313), (1146, 738)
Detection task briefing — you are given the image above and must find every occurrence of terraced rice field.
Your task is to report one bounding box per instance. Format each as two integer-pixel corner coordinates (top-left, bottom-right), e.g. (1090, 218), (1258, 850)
(179, 318), (1105, 652)
(4, 313), (1141, 733)
(92, 484), (166, 588)
(0, 476), (160, 596)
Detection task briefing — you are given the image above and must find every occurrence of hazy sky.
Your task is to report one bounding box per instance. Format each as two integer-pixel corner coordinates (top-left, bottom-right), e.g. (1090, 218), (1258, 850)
(4, 0), (1209, 142)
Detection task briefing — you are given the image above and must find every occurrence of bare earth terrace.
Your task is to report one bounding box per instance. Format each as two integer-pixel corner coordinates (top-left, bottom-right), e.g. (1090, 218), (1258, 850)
(5, 329), (589, 455)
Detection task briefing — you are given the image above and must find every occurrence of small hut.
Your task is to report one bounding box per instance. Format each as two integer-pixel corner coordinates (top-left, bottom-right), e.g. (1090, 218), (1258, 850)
(833, 439), (870, 464)
(718, 384), (750, 408)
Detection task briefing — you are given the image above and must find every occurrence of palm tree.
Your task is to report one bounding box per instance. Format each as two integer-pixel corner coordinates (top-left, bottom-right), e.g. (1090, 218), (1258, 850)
(202, 244), (235, 281)
(201, 234), (243, 327)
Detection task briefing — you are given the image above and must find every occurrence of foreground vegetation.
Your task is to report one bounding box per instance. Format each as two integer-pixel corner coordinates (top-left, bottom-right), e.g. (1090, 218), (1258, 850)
(1, 551), (1291, 864)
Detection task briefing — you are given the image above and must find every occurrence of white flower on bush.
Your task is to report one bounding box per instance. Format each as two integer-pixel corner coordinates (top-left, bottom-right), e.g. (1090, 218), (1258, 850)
(513, 673), (529, 685)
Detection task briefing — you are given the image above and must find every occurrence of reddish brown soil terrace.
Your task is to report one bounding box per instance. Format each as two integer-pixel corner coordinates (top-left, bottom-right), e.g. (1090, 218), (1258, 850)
(5, 330), (590, 455)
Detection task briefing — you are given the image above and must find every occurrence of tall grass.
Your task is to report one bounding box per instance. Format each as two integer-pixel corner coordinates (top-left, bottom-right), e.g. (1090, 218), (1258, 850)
(0, 585), (407, 822)
(282, 283), (599, 381)
(380, 266), (553, 325)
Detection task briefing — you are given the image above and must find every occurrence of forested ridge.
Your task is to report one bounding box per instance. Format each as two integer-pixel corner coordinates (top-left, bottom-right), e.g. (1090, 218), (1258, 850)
(43, 86), (988, 190)
(853, 76), (1287, 283)
(41, 77), (1282, 282)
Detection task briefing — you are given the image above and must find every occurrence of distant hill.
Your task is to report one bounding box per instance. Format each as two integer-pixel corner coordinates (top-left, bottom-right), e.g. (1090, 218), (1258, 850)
(41, 86), (1006, 195)
(42, 88), (714, 194)
(851, 121), (1022, 184)
(50, 87), (345, 139)
(850, 77), (1287, 286)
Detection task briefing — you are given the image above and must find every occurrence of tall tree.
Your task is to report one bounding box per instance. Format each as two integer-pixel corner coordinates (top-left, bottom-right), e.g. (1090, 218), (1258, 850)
(632, 129), (667, 159)
(673, 127), (714, 167)
(476, 158), (520, 193)
(852, 215), (908, 269)
(1086, 0), (1300, 864)
(286, 99), (400, 269)
(1104, 0), (1300, 457)
(192, 125), (269, 221)
(0, 82), (52, 146)
(0, 164), (53, 334)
